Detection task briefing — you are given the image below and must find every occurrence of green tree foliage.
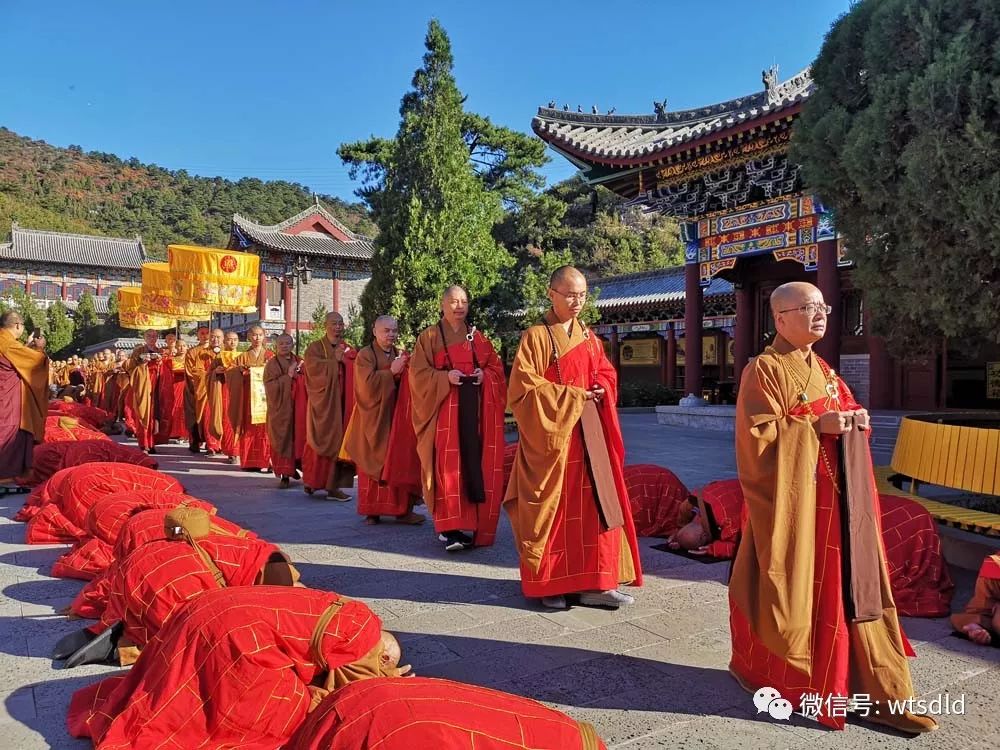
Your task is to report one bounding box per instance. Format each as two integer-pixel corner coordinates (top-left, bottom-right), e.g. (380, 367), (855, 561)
(346, 21), (513, 343)
(0, 127), (376, 256)
(75, 290), (100, 332)
(0, 286), (44, 338)
(45, 300), (76, 356)
(791, 0), (1000, 354)
(299, 302), (329, 352)
(343, 304), (366, 348)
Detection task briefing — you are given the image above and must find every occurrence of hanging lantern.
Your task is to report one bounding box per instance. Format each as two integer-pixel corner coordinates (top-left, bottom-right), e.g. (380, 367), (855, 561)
(117, 287), (176, 330)
(167, 245), (259, 313)
(140, 262), (213, 321)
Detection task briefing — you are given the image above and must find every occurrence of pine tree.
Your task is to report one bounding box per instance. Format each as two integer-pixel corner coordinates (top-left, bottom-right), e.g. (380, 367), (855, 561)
(299, 302), (329, 352)
(45, 300), (75, 355)
(347, 20), (512, 342)
(75, 290), (100, 333)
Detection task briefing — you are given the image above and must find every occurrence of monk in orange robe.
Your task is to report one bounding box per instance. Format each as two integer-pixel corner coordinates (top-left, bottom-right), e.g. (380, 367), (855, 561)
(344, 315), (424, 525)
(264, 333), (308, 487)
(0, 312), (48, 481)
(123, 329), (164, 454)
(105, 350), (130, 423)
(951, 553), (1000, 646)
(287, 677), (607, 750)
(410, 286), (506, 552)
(67, 586), (410, 749)
(183, 325), (220, 455)
(729, 281), (935, 734)
(154, 337), (176, 444)
(87, 350), (110, 411)
(505, 267), (641, 610)
(227, 325), (273, 471)
(302, 312), (356, 499)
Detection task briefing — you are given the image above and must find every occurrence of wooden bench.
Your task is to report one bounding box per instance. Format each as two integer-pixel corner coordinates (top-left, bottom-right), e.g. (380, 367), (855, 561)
(875, 465), (1000, 538)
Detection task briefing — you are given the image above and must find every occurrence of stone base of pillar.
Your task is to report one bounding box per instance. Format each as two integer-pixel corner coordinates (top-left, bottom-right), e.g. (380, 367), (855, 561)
(679, 394), (709, 407)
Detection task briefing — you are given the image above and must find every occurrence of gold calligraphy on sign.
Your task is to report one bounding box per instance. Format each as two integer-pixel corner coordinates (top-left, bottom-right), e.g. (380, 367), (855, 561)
(656, 131), (791, 182)
(249, 366), (268, 424)
(620, 338), (661, 366)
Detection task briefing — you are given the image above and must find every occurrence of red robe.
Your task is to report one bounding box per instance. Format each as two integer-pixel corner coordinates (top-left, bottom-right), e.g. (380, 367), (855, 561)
(505, 316), (643, 597)
(287, 677), (607, 750)
(697, 479), (744, 559)
(43, 415), (110, 443)
(46, 401), (114, 432)
(51, 490), (215, 581)
(229, 348), (274, 470)
(625, 463), (690, 538)
(729, 365), (914, 730)
(18, 439), (156, 488)
(155, 358), (176, 443)
(97, 534), (281, 647)
(68, 587), (382, 750)
(301, 347), (356, 493)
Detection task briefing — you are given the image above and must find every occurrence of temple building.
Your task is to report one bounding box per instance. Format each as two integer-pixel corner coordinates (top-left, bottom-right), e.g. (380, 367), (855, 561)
(224, 200), (374, 335)
(0, 222), (145, 317)
(534, 67), (998, 410)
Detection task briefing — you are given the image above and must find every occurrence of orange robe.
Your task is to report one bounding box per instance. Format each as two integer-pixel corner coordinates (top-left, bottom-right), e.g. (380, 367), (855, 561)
(505, 311), (641, 597)
(345, 345), (415, 517)
(729, 337), (915, 730)
(226, 347), (273, 470)
(302, 338), (356, 494)
(124, 345), (163, 450)
(67, 587), (384, 749)
(950, 554), (1000, 633)
(410, 324), (506, 544)
(287, 677), (607, 750)
(264, 353), (307, 477)
(0, 327), (48, 479)
(211, 349), (239, 457)
(184, 343), (220, 451)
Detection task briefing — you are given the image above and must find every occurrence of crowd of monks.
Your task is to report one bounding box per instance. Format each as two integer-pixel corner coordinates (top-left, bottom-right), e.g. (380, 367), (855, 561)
(1, 267), (999, 745)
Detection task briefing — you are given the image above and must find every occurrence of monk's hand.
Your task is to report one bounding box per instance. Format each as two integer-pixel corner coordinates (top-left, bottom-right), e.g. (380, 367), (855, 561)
(447, 369), (464, 386)
(963, 623), (992, 645)
(689, 546), (710, 556)
(389, 356), (406, 376)
(214, 366), (225, 375)
(472, 367), (484, 385)
(586, 386), (605, 402)
(816, 410), (854, 435)
(852, 408), (870, 431)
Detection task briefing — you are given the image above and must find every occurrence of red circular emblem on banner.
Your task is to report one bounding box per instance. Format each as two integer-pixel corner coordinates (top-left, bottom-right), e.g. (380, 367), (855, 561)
(219, 255), (238, 273)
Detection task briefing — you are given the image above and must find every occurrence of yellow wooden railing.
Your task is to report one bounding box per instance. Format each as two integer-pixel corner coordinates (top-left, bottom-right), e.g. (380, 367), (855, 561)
(891, 415), (1000, 496)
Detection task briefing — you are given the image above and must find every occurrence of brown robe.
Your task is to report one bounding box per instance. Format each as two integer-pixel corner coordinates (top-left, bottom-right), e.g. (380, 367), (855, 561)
(124, 346), (160, 432)
(0, 328), (48, 478)
(343, 345), (398, 479)
(183, 344), (213, 430)
(263, 354), (300, 460)
(303, 338), (348, 458)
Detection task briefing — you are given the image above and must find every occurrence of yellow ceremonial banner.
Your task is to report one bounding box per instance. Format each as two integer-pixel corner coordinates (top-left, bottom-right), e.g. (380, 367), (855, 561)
(249, 366), (268, 424)
(167, 245), (260, 312)
(141, 262), (213, 321)
(117, 287), (176, 330)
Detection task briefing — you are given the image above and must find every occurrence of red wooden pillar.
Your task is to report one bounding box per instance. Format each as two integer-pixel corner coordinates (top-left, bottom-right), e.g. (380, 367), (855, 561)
(683, 261), (703, 398)
(815, 239), (841, 369)
(61, 280), (67, 301)
(257, 272), (267, 322)
(23, 273), (31, 296)
(666, 326), (677, 389)
(734, 284), (753, 386)
(866, 305), (892, 409)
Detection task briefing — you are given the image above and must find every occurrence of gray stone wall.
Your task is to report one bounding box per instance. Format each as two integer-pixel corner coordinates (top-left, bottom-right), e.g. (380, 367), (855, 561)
(290, 273), (333, 325)
(839, 353), (870, 407)
(337, 274), (369, 322)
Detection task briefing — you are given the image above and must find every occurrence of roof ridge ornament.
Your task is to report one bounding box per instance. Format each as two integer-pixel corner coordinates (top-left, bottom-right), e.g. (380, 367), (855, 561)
(765, 65), (813, 105)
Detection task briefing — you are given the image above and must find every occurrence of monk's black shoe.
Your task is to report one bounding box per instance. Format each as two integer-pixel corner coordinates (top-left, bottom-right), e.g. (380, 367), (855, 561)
(64, 622), (123, 668)
(52, 627), (97, 660)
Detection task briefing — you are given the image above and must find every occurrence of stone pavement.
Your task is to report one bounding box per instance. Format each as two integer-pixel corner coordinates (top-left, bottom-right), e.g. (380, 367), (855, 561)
(0, 414), (997, 749)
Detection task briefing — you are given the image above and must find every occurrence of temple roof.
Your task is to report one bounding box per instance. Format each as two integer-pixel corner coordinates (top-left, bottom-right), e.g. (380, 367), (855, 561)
(533, 67), (813, 166)
(231, 202), (374, 260)
(0, 224), (148, 269)
(594, 266), (733, 310)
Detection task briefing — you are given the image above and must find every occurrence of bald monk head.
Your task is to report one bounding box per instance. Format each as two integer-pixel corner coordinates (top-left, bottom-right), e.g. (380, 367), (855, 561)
(275, 333), (295, 358)
(1, 311), (25, 336)
(248, 325), (265, 350)
(196, 326), (210, 345)
(209, 329), (224, 350)
(175, 340), (188, 357)
(324, 312), (345, 344)
(547, 265), (588, 323)
(770, 282), (830, 349)
(223, 331), (239, 352)
(440, 286), (469, 326)
(372, 315), (398, 350)
(143, 329), (160, 350)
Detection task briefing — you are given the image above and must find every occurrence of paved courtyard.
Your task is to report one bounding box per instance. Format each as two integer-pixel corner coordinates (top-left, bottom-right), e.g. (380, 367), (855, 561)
(1, 414), (998, 748)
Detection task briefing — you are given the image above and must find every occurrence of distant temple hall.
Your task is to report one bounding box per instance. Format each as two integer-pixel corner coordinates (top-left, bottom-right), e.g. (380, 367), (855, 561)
(534, 67), (999, 410)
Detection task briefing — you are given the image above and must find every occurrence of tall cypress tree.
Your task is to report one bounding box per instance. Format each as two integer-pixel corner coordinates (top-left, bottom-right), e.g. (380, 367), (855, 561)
(353, 20), (511, 341)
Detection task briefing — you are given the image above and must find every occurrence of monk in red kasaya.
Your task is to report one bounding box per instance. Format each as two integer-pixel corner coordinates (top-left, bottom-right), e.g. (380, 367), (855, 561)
(124, 329), (164, 454)
(951, 553), (1000, 647)
(67, 586), (410, 750)
(226, 325), (273, 471)
(409, 286), (506, 552)
(505, 266), (641, 610)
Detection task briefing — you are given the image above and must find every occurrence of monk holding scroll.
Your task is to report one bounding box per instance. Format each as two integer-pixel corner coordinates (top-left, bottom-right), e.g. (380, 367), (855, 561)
(728, 281), (935, 734)
(226, 325), (272, 471)
(410, 286), (506, 552)
(505, 267), (641, 610)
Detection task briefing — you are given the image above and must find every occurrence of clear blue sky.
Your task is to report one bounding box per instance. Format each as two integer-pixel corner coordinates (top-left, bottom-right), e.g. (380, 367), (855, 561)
(0, 0), (850, 203)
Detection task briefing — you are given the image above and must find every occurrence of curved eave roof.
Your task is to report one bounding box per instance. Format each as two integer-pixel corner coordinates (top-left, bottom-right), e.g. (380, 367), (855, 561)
(534, 69), (813, 168)
(232, 214), (374, 260)
(593, 268), (734, 310)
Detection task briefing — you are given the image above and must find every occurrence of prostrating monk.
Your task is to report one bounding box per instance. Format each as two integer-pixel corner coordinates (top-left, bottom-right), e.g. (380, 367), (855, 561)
(124, 329), (164, 454)
(264, 333), (307, 487)
(183, 325), (218, 454)
(0, 312), (48, 481)
(67, 586), (410, 749)
(287, 677), (607, 750)
(505, 267), (641, 610)
(226, 325), (273, 471)
(303, 312), (356, 499)
(668, 479), (743, 558)
(217, 330), (241, 462)
(345, 315), (424, 525)
(951, 553), (1000, 647)
(623, 463), (690, 538)
(729, 281), (935, 734)
(410, 286), (506, 552)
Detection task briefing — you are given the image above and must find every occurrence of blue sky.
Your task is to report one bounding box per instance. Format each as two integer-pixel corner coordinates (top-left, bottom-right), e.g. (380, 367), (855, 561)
(0, 0), (850, 203)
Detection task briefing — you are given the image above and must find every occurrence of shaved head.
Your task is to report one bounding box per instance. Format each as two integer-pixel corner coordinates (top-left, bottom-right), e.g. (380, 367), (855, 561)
(549, 265), (586, 288)
(374, 315), (396, 327)
(770, 281), (828, 348)
(379, 630), (401, 669)
(769, 282), (821, 315)
(277, 333), (293, 344)
(325, 312), (344, 325)
(441, 285), (467, 303)
(0, 311), (24, 330)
